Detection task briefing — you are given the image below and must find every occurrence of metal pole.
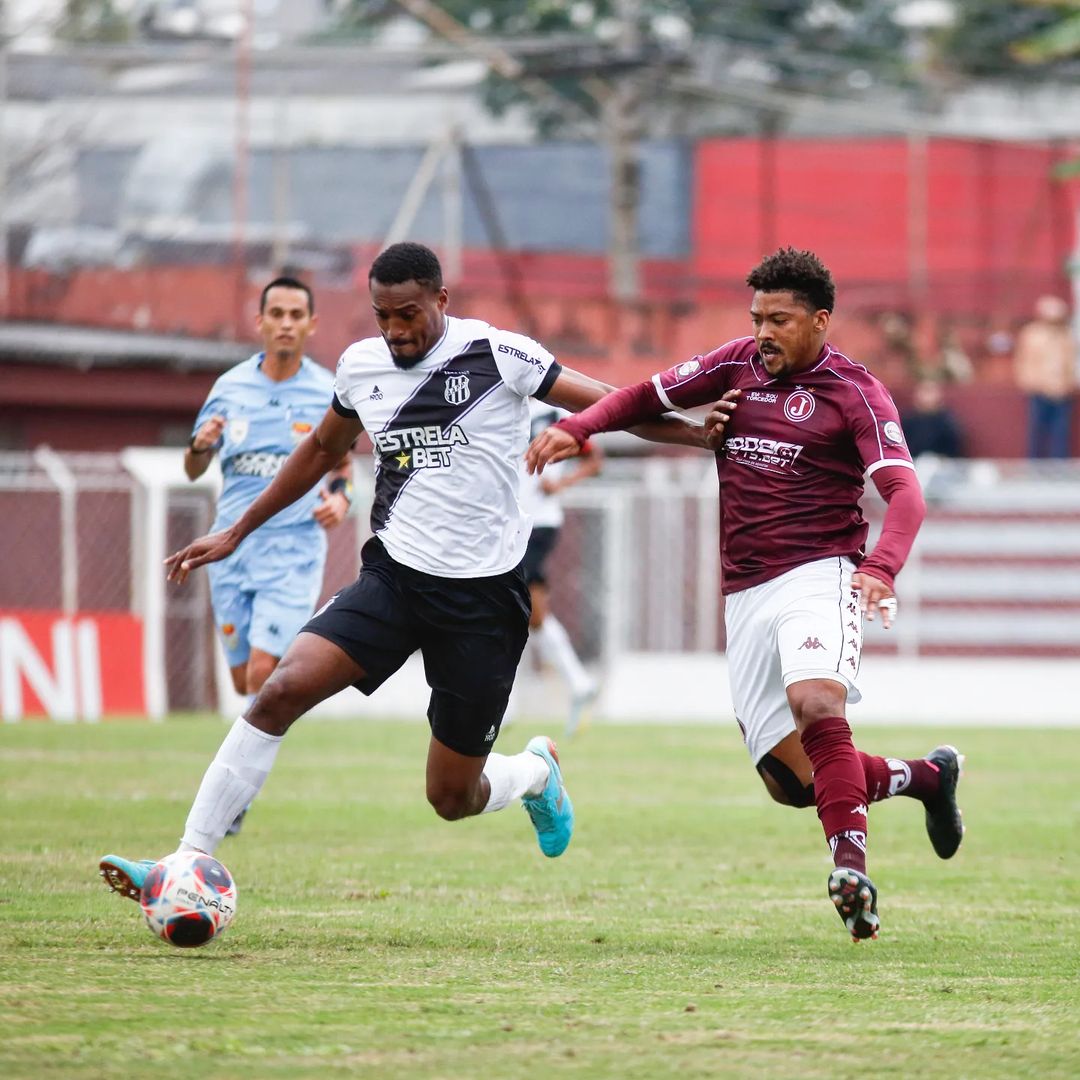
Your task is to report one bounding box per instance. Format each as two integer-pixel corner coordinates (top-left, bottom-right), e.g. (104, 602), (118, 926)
(607, 0), (641, 303)
(907, 129), (929, 305)
(442, 126), (463, 285)
(232, 0), (254, 339)
(271, 74), (291, 272)
(0, 13), (9, 321)
(34, 447), (78, 616)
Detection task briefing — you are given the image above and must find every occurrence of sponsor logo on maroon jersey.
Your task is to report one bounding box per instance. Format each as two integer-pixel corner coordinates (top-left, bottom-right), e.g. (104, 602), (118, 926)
(723, 434), (804, 473)
(745, 390), (779, 404)
(784, 389), (816, 423)
(676, 359), (701, 377)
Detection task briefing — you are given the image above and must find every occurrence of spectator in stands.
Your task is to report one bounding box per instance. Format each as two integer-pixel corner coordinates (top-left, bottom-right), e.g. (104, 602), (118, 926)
(902, 378), (964, 461)
(1014, 295), (1077, 459)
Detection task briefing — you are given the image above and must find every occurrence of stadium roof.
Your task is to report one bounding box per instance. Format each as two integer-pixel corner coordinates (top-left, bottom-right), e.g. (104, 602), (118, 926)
(0, 322), (249, 372)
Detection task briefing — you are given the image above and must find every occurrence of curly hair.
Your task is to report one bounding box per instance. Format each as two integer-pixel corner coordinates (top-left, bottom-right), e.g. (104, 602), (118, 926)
(369, 242), (443, 291)
(745, 247), (835, 313)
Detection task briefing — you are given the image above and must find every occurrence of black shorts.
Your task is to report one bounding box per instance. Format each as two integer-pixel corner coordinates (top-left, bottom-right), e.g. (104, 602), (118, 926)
(521, 526), (559, 586)
(302, 537), (531, 756)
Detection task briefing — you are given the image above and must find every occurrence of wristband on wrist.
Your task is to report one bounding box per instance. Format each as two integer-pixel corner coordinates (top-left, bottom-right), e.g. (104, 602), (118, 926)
(188, 436), (211, 455)
(328, 476), (353, 506)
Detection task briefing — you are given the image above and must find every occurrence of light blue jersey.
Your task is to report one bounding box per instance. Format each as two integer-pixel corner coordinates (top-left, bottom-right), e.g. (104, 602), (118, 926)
(194, 353), (336, 532)
(194, 352), (336, 666)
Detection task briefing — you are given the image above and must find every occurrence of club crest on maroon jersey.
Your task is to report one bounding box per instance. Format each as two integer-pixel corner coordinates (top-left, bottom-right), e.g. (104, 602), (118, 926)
(784, 390), (816, 423)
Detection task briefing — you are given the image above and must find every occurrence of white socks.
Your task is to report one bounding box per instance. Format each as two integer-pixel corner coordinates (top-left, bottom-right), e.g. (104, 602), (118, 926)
(181, 716), (283, 855)
(536, 616), (593, 698)
(480, 750), (549, 813)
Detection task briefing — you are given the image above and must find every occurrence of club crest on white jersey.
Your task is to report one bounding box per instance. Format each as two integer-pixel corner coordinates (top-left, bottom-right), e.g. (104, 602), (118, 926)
(444, 373), (470, 405)
(332, 316), (560, 578)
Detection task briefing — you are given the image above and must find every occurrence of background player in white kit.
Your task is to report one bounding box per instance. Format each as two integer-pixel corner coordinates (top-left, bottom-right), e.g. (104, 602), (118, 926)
(520, 398), (603, 736)
(527, 247), (965, 943)
(98, 243), (705, 900)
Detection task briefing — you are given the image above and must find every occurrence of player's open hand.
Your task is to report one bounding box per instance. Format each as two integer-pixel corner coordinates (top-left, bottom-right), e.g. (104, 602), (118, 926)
(164, 530), (239, 585)
(851, 571), (897, 629)
(313, 487), (349, 529)
(525, 426), (581, 475)
(703, 389), (741, 451)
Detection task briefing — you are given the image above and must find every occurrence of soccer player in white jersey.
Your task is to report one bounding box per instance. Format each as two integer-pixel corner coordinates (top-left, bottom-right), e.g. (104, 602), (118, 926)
(184, 277), (353, 836)
(519, 399), (603, 735)
(98, 243), (706, 901)
(527, 248), (965, 942)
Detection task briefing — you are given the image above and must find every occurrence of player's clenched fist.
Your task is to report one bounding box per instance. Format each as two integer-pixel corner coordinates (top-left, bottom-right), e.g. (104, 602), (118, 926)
(191, 414), (226, 453)
(525, 425), (581, 475)
(703, 389), (741, 450)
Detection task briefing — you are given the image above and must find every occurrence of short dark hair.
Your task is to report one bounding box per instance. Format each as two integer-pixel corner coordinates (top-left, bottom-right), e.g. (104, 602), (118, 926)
(260, 276), (314, 314)
(369, 242), (443, 291)
(746, 247), (835, 313)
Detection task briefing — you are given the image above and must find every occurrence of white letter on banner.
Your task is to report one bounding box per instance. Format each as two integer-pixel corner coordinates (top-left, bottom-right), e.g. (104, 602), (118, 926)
(0, 617), (77, 721)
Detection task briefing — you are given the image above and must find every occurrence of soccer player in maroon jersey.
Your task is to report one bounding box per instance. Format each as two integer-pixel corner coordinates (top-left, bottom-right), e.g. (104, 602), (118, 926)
(526, 247), (964, 942)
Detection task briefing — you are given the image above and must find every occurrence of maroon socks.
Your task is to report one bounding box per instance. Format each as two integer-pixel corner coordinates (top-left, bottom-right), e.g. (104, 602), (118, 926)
(859, 752), (941, 803)
(800, 716), (868, 874)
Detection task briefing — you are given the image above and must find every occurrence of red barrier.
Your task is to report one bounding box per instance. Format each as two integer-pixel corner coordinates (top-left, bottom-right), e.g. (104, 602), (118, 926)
(0, 611), (146, 720)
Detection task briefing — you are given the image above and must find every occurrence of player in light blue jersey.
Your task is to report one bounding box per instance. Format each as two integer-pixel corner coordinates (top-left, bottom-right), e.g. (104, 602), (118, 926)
(185, 277), (353, 832)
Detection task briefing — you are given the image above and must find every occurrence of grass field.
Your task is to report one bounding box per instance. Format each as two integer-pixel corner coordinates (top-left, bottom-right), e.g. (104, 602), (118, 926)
(2, 717), (1078, 1079)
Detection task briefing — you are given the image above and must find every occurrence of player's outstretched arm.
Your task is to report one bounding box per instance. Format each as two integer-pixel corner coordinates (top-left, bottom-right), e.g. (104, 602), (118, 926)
(166, 408), (364, 584)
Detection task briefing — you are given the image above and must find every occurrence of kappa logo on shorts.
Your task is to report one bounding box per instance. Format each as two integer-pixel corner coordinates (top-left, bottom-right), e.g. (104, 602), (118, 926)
(798, 636), (825, 650)
(484, 725), (497, 742)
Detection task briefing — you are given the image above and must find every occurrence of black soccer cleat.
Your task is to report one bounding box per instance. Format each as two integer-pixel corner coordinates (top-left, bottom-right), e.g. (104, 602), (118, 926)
(828, 867), (880, 942)
(923, 745), (965, 860)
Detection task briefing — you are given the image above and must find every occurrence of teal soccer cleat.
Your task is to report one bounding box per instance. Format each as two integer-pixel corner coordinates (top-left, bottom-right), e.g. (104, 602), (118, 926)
(522, 736), (574, 858)
(99, 855), (158, 902)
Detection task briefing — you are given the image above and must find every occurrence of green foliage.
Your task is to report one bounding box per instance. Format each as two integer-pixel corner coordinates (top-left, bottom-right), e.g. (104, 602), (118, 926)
(56, 0), (131, 44)
(944, 0), (1079, 74)
(2, 717), (1079, 1078)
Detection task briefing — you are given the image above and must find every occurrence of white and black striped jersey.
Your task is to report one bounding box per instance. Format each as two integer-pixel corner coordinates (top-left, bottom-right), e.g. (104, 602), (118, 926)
(332, 316), (561, 578)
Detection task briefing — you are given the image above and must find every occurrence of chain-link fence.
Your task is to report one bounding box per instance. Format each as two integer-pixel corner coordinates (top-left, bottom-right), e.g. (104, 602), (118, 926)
(2, 448), (1079, 720)
(0, 448), (362, 718)
(552, 455), (1080, 664)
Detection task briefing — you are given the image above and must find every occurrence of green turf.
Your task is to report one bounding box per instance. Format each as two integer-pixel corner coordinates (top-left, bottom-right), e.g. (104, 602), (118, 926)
(1, 717), (1077, 1078)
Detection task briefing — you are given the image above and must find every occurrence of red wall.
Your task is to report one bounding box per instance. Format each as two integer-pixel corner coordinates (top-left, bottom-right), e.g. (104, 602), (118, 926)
(693, 136), (1074, 313)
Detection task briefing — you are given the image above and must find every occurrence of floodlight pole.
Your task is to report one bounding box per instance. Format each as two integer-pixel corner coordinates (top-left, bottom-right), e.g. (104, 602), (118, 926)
(0, 13), (8, 321)
(232, 0), (254, 340)
(607, 0), (642, 303)
(391, 0), (642, 301)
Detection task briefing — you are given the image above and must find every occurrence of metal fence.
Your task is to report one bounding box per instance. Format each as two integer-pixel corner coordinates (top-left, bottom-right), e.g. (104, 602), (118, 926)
(2, 449), (1079, 720)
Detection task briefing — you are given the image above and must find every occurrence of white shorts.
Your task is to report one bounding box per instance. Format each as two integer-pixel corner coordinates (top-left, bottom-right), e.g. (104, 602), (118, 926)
(724, 556), (863, 765)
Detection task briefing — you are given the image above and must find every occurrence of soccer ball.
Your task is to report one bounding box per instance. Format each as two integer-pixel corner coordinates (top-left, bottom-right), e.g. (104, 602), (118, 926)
(139, 851), (237, 948)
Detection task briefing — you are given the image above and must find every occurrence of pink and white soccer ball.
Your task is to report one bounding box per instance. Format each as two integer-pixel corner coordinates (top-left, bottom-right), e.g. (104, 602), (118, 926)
(139, 851), (237, 948)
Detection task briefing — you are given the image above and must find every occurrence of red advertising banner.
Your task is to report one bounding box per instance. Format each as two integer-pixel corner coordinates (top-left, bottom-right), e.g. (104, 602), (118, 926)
(0, 611), (146, 720)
